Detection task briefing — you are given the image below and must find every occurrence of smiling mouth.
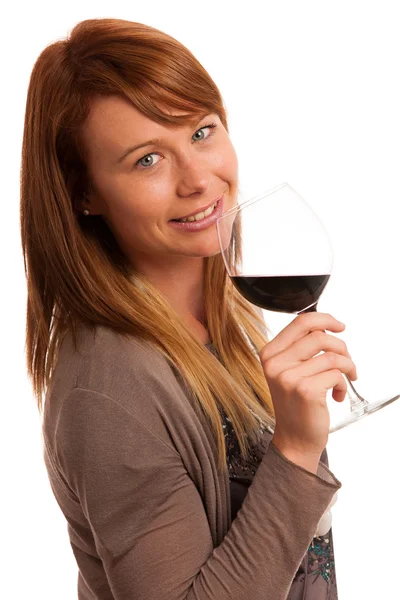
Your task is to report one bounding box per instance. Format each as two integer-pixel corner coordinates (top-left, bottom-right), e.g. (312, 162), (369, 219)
(172, 202), (218, 223)
(171, 196), (222, 223)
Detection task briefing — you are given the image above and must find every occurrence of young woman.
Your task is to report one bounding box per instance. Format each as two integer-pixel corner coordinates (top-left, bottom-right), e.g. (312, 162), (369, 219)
(20, 18), (356, 599)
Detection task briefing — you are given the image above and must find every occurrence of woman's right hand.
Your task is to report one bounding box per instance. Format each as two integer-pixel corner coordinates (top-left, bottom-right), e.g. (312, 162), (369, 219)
(258, 312), (358, 472)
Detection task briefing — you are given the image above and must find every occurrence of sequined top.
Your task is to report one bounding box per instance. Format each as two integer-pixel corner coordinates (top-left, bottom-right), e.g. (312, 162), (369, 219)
(208, 343), (338, 600)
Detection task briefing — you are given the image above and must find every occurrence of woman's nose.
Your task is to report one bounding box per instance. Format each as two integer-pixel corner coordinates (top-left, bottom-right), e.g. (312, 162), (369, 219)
(176, 157), (212, 197)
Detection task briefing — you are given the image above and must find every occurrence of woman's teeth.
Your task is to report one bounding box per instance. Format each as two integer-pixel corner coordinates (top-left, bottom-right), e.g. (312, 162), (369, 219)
(176, 202), (217, 223)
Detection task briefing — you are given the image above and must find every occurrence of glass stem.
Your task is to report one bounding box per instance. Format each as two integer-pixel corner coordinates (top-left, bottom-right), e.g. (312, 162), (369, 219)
(301, 302), (369, 413)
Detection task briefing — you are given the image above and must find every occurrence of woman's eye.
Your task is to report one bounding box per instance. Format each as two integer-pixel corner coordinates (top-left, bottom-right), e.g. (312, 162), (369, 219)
(135, 123), (217, 170)
(191, 123), (216, 142)
(135, 153), (161, 169)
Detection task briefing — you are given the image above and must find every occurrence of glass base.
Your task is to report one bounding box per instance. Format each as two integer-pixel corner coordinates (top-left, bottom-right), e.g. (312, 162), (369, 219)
(329, 394), (400, 433)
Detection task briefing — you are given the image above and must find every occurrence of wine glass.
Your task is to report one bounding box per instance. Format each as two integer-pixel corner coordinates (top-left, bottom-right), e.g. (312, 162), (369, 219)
(216, 182), (400, 433)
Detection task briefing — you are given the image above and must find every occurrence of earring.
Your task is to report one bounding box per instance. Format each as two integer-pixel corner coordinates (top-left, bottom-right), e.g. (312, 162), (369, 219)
(82, 191), (90, 216)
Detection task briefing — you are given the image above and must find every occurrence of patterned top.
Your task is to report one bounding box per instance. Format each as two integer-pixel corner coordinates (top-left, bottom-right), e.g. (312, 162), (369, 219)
(207, 344), (338, 599)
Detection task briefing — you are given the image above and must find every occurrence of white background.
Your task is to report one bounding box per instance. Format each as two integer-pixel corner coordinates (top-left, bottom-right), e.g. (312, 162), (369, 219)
(2, 1), (400, 598)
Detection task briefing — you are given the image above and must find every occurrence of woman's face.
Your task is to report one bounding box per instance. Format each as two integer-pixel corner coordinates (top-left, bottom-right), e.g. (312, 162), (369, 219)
(79, 95), (239, 272)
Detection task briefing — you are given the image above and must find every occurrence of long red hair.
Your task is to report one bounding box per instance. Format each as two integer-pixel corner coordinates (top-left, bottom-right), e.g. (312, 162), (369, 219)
(20, 18), (274, 472)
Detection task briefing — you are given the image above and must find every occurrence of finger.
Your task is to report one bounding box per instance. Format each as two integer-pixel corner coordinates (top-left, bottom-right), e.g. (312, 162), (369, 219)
(304, 369), (348, 404)
(281, 331), (352, 365)
(285, 352), (358, 382)
(259, 313), (345, 362)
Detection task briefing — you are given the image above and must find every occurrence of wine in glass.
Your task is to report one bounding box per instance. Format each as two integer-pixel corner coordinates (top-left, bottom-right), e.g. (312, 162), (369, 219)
(216, 183), (399, 433)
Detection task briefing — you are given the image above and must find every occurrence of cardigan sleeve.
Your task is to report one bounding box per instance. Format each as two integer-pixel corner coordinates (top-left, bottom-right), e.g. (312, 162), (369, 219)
(53, 386), (341, 600)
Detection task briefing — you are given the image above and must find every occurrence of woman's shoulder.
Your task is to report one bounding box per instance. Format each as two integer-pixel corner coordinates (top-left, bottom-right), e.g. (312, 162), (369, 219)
(55, 323), (169, 386)
(46, 324), (192, 435)
(43, 323), (216, 477)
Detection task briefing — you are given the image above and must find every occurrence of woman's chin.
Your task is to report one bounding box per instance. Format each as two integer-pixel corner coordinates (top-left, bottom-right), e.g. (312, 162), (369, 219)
(192, 237), (223, 258)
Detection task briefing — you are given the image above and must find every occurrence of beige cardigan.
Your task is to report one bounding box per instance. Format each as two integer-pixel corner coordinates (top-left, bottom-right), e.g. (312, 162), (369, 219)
(42, 324), (341, 600)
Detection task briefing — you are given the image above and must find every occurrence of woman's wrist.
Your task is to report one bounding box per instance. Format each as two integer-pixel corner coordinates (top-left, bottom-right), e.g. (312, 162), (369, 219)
(271, 439), (320, 474)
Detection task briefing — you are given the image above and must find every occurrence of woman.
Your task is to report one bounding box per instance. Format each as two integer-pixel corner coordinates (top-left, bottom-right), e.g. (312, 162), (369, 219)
(20, 18), (356, 599)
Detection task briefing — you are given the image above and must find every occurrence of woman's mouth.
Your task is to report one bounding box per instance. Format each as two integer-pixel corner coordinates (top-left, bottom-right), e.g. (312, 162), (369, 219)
(169, 196), (224, 232)
(173, 201), (218, 223)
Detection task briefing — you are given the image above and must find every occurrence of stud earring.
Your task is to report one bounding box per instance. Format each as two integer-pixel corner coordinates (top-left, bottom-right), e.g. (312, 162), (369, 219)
(83, 209), (90, 216)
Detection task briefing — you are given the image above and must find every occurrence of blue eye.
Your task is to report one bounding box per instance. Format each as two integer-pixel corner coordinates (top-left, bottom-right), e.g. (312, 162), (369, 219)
(135, 122), (218, 170)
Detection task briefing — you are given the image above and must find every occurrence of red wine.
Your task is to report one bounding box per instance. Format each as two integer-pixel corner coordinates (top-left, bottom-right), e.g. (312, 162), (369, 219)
(231, 274), (330, 313)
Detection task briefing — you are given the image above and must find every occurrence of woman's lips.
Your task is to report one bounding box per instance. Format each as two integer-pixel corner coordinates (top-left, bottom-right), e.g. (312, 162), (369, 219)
(172, 196), (222, 221)
(168, 196), (224, 232)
